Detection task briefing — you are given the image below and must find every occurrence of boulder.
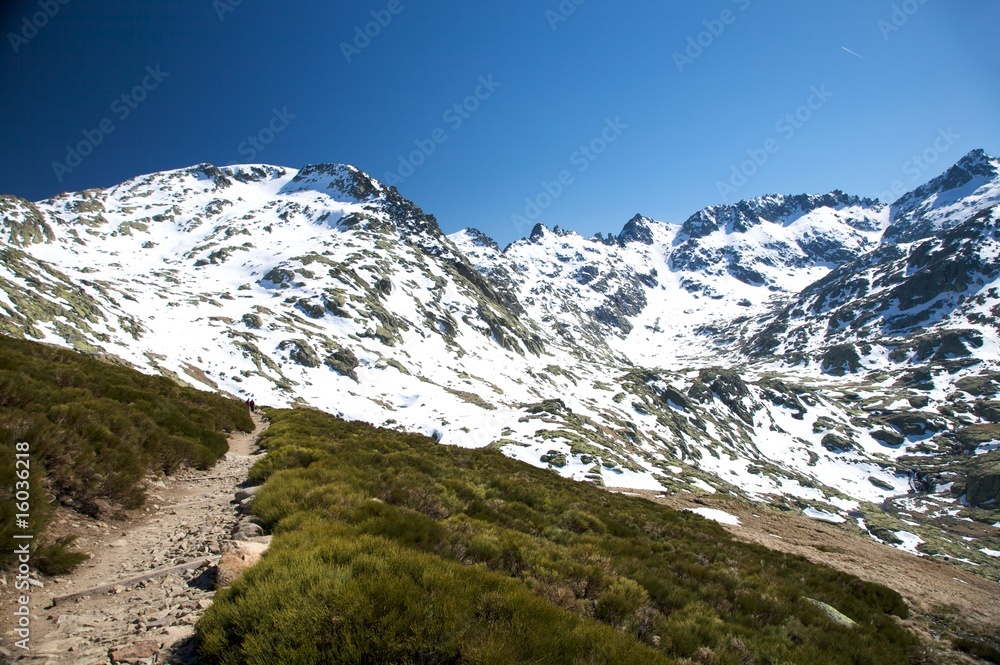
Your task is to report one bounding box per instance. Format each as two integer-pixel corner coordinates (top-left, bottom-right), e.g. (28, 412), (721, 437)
(234, 486), (262, 502)
(967, 472), (1000, 506)
(215, 540), (270, 589)
(231, 521), (264, 540)
(109, 640), (161, 664)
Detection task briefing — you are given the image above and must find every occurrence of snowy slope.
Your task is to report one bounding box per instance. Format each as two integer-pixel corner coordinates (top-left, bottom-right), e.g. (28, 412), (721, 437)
(453, 192), (889, 369)
(885, 149), (1000, 244)
(2, 153), (999, 552)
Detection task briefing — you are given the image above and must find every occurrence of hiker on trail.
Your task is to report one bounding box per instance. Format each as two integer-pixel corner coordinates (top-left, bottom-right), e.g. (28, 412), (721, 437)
(249, 398), (256, 413)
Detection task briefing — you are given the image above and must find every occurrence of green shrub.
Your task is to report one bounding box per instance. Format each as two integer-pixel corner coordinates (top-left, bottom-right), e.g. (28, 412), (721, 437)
(198, 408), (924, 664)
(33, 535), (89, 575)
(0, 335), (253, 570)
(953, 637), (1000, 664)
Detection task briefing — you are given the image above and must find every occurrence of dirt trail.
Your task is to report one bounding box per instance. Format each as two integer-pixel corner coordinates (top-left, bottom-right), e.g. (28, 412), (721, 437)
(1, 413), (269, 665)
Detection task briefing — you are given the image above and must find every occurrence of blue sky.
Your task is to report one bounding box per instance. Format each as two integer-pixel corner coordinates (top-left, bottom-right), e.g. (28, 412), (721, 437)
(1, 1), (998, 247)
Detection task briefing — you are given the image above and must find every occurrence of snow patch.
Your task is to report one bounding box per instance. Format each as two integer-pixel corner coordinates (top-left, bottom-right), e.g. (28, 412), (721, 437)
(686, 507), (741, 526)
(975, 441), (1000, 455)
(803, 507), (846, 524)
(893, 531), (925, 556)
(690, 478), (718, 494)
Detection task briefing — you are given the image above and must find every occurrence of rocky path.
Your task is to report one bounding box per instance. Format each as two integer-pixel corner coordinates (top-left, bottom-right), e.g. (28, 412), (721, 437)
(2, 413), (269, 665)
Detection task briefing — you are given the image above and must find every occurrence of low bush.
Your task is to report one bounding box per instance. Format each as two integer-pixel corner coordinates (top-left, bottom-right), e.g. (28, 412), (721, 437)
(33, 535), (89, 575)
(0, 335), (253, 570)
(199, 408), (923, 664)
(954, 637), (1000, 664)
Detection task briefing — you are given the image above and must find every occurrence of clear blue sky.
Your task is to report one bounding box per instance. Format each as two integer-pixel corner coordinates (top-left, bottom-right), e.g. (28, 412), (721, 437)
(2, 1), (998, 246)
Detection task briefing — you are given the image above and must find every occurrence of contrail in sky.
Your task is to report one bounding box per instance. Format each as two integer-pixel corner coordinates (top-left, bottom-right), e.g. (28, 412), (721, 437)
(842, 47), (867, 60)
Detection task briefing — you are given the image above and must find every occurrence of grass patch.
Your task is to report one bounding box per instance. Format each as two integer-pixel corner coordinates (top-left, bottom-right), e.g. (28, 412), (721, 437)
(0, 335), (253, 570)
(198, 408), (923, 664)
(953, 637), (1000, 664)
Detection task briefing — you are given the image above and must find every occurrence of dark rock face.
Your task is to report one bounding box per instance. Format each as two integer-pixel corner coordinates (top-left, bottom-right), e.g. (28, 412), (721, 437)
(618, 215), (655, 245)
(576, 265), (599, 286)
(325, 347), (360, 380)
(688, 369), (760, 425)
(228, 165), (287, 184)
(965, 446), (1000, 506)
(278, 339), (321, 368)
(821, 345), (862, 376)
(1, 196), (55, 246)
(529, 223), (548, 242)
(872, 430), (905, 447)
(242, 313), (263, 329)
(590, 272), (648, 335)
(593, 305), (633, 335)
(822, 433), (855, 453)
(888, 330), (984, 363)
(798, 231), (863, 264)
(967, 470), (1000, 506)
(297, 299), (326, 319)
(759, 379), (809, 420)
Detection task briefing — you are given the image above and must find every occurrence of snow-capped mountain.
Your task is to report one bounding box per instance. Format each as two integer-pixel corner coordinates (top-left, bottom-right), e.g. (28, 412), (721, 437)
(454, 191), (891, 370)
(2, 150), (999, 569)
(885, 148), (1000, 244)
(744, 151), (1000, 379)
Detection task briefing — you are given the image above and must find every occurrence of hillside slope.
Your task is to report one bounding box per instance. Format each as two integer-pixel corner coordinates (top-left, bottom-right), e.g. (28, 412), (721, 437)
(1, 152), (998, 579)
(0, 335), (252, 571)
(198, 407), (923, 665)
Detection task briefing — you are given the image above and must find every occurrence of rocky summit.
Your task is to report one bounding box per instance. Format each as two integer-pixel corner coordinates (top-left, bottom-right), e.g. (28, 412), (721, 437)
(2, 151), (999, 576)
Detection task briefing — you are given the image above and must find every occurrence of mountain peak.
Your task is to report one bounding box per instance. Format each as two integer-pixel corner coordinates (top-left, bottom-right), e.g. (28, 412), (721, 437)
(903, 149), (999, 202)
(885, 149), (1000, 243)
(618, 214), (656, 245)
(457, 227), (500, 252)
(284, 163), (383, 202)
(953, 148), (997, 178)
(528, 223), (548, 242)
